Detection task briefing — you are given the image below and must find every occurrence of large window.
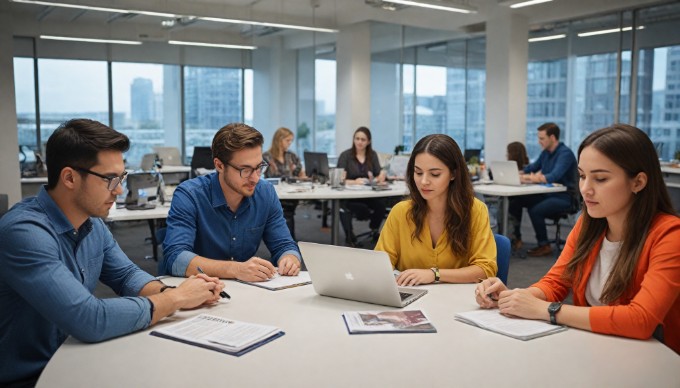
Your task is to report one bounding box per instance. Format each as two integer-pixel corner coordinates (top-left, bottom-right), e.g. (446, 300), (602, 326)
(14, 57), (36, 150)
(38, 59), (109, 147)
(112, 62), (181, 168)
(296, 47), (337, 156)
(526, 3), (680, 160)
(13, 44), (252, 171)
(184, 66), (245, 160)
(371, 22), (486, 153)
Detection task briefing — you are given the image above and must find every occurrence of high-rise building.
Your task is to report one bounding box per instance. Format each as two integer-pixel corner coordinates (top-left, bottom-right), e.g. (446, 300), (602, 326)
(130, 78), (155, 124)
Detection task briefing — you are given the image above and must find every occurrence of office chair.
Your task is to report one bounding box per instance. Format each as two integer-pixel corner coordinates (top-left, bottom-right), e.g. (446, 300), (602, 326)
(190, 146), (214, 178)
(546, 192), (581, 251)
(0, 193), (8, 219)
(494, 233), (510, 284)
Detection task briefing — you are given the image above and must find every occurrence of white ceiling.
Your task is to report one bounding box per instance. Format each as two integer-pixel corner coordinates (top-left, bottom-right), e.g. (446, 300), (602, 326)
(0, 0), (668, 48)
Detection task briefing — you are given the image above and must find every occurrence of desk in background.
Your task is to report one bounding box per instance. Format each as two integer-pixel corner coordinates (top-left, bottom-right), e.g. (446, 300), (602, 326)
(473, 183), (567, 236)
(37, 280), (679, 387)
(106, 204), (170, 261)
(276, 181), (409, 245)
(661, 165), (680, 212)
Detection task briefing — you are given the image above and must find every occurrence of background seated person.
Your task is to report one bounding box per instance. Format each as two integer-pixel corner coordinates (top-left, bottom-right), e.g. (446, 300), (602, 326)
(507, 141), (530, 170)
(0, 119), (223, 386)
(263, 127), (306, 240)
(510, 122), (577, 256)
(161, 123), (301, 281)
(337, 126), (387, 245)
(375, 134), (497, 286)
(476, 124), (680, 355)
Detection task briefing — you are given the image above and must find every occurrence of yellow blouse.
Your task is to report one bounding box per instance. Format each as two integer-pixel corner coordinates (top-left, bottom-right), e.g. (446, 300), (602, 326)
(375, 199), (497, 278)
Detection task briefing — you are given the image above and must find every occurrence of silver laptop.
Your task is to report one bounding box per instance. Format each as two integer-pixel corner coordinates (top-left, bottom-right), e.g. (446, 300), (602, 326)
(300, 242), (427, 308)
(153, 146), (182, 166)
(491, 161), (531, 186)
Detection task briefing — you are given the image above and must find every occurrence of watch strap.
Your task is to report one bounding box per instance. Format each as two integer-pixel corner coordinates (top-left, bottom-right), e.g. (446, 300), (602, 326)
(548, 302), (562, 325)
(160, 285), (176, 293)
(430, 267), (440, 282)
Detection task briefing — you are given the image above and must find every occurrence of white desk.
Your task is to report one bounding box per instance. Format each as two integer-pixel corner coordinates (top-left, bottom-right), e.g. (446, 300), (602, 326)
(106, 204), (171, 260)
(37, 280), (679, 387)
(473, 183), (567, 236)
(276, 181), (409, 245)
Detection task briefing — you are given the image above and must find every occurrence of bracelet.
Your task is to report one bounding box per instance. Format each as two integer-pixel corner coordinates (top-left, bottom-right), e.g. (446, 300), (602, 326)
(430, 267), (440, 282)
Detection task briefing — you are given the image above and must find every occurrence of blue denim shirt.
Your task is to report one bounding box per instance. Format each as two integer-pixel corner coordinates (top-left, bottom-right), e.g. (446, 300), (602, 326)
(160, 172), (301, 276)
(524, 142), (578, 191)
(0, 187), (156, 384)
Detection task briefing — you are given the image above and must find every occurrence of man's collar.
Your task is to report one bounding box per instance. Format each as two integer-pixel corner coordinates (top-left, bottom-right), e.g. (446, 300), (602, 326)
(36, 186), (79, 234)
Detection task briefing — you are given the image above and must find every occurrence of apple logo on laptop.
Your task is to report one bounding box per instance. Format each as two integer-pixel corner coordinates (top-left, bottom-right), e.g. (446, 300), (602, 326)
(344, 272), (354, 281)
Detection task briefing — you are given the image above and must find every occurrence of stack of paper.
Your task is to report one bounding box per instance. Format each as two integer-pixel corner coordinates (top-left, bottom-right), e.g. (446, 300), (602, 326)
(455, 309), (566, 340)
(151, 314), (284, 356)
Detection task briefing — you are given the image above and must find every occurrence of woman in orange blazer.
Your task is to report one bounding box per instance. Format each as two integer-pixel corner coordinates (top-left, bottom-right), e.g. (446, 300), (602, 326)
(476, 124), (680, 354)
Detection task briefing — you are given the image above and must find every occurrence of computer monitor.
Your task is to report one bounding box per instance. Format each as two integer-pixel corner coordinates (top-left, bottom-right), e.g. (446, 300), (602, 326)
(304, 151), (329, 184)
(464, 149), (482, 163)
(153, 146), (182, 166)
(125, 172), (160, 205)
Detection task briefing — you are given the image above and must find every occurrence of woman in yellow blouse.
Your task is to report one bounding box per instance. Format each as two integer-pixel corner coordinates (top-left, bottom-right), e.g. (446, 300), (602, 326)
(375, 134), (497, 286)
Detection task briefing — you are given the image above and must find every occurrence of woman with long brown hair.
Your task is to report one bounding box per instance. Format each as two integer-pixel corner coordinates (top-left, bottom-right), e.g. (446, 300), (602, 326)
(263, 127), (305, 239)
(506, 141), (530, 170)
(375, 134), (497, 285)
(476, 124), (680, 354)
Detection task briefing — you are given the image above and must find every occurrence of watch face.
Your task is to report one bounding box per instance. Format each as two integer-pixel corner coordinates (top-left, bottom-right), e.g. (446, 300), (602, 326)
(548, 302), (562, 313)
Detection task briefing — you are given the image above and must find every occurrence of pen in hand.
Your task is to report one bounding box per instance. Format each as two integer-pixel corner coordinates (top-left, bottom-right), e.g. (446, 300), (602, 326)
(477, 278), (498, 302)
(196, 266), (231, 299)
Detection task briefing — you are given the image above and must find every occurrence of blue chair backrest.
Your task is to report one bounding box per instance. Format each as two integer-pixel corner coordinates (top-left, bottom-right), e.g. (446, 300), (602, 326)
(494, 233), (510, 284)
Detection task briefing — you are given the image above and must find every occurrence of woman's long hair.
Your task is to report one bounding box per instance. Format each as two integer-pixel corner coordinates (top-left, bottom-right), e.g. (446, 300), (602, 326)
(507, 141), (529, 170)
(565, 124), (676, 303)
(406, 134), (474, 257)
(268, 127), (294, 159)
(351, 127), (374, 172)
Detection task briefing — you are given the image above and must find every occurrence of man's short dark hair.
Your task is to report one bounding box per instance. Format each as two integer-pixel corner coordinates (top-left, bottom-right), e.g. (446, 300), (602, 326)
(212, 123), (264, 164)
(538, 122), (560, 140)
(45, 119), (130, 190)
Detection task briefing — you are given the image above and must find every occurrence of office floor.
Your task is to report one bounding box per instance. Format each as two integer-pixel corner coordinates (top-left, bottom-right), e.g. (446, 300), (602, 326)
(99, 201), (573, 299)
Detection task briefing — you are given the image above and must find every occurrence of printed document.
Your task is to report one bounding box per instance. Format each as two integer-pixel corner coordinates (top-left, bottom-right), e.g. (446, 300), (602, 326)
(150, 314), (284, 356)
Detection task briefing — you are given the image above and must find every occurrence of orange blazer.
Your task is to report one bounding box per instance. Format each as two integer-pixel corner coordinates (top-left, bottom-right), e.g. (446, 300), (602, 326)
(532, 213), (680, 354)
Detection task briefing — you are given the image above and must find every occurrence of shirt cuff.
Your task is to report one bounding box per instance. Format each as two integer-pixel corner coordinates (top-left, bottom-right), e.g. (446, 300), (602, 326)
(277, 250), (302, 264)
(172, 250), (198, 276)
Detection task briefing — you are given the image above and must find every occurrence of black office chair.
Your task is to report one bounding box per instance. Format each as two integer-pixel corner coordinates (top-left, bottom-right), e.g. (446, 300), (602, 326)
(339, 202), (378, 247)
(0, 193), (8, 219)
(546, 191), (581, 251)
(190, 146), (214, 178)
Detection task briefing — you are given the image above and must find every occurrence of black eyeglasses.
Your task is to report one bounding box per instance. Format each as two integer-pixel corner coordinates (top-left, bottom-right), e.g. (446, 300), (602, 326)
(72, 167), (128, 191)
(225, 162), (269, 179)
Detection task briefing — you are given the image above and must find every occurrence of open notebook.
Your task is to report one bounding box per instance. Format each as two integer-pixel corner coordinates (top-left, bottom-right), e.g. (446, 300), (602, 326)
(455, 309), (567, 340)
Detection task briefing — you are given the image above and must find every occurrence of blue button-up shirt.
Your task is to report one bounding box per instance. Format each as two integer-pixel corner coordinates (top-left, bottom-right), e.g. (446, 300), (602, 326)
(0, 187), (156, 384)
(524, 142), (578, 191)
(160, 172), (301, 276)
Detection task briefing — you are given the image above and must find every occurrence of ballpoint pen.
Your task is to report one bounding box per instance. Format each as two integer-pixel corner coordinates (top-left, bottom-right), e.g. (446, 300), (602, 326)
(196, 266), (231, 299)
(476, 278), (498, 302)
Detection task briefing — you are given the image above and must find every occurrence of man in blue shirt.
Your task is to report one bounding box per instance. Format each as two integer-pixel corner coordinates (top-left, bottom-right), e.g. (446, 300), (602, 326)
(509, 123), (578, 257)
(0, 119), (225, 387)
(160, 123), (301, 280)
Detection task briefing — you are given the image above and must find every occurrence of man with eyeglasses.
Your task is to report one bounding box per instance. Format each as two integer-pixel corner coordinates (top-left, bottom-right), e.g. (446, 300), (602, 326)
(160, 123), (301, 281)
(0, 119), (225, 387)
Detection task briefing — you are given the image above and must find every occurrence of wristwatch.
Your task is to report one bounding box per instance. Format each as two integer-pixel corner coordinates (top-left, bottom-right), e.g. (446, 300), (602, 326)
(430, 267), (440, 283)
(548, 302), (562, 325)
